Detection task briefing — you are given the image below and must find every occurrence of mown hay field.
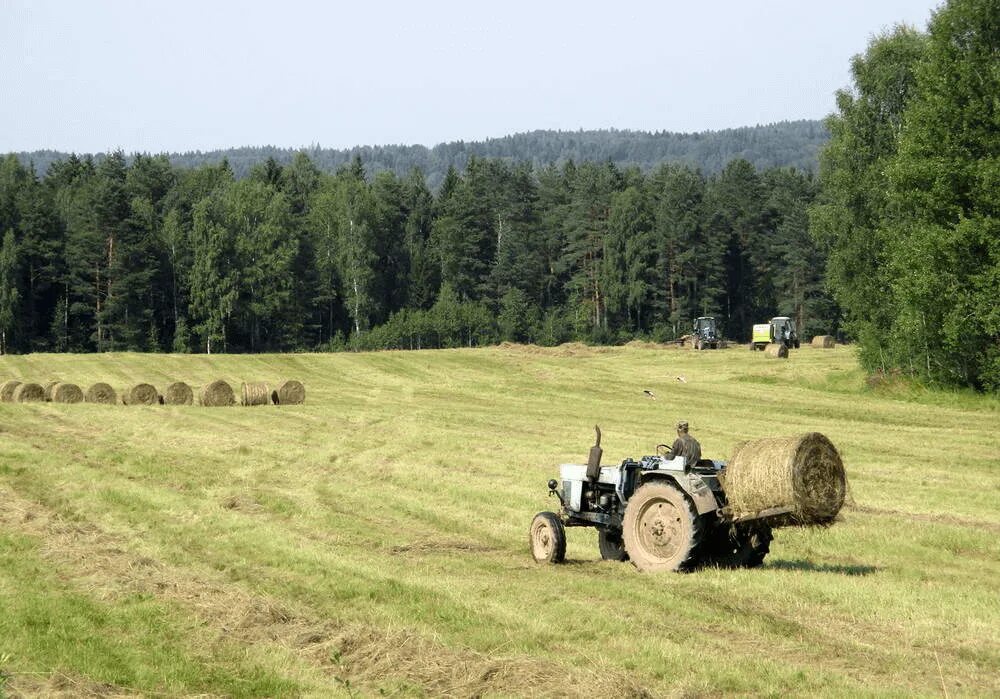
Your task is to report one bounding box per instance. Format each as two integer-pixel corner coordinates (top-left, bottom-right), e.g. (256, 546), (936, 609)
(0, 346), (997, 697)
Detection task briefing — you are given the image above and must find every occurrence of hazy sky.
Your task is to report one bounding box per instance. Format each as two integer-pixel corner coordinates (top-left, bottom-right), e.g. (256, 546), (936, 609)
(1, 0), (941, 154)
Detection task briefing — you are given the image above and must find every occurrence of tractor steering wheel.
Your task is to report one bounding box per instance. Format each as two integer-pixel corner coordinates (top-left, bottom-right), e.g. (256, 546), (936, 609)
(656, 443), (672, 457)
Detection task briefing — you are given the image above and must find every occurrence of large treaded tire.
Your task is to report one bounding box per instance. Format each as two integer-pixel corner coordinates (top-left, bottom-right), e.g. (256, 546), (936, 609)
(701, 524), (773, 569)
(622, 481), (703, 572)
(598, 529), (629, 561)
(529, 512), (566, 564)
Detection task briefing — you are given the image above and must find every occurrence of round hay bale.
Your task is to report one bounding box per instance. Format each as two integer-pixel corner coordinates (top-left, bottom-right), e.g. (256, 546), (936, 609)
(811, 335), (836, 349)
(241, 381), (271, 407)
(121, 383), (159, 406)
(51, 382), (84, 404)
(43, 381), (60, 401)
(199, 380), (235, 407)
(12, 382), (45, 402)
(763, 343), (788, 359)
(0, 380), (22, 402)
(85, 382), (117, 405)
(162, 381), (194, 406)
(272, 379), (305, 405)
(723, 433), (847, 526)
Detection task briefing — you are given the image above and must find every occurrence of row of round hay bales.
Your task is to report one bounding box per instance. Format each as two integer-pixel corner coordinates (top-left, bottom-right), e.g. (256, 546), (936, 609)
(811, 335), (836, 348)
(2, 378), (304, 407)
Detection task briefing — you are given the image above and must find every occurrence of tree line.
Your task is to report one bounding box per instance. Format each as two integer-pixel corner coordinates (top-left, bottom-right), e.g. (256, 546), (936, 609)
(14, 120), (828, 190)
(0, 151), (835, 355)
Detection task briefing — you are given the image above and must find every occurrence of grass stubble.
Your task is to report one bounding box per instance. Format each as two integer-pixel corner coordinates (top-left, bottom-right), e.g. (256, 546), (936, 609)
(0, 346), (997, 697)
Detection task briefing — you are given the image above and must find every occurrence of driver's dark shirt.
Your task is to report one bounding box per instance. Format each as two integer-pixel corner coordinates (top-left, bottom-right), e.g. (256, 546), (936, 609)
(671, 433), (702, 466)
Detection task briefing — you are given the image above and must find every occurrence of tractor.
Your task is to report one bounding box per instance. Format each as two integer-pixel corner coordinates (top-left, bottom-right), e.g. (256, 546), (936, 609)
(750, 316), (800, 351)
(529, 427), (775, 572)
(691, 316), (721, 350)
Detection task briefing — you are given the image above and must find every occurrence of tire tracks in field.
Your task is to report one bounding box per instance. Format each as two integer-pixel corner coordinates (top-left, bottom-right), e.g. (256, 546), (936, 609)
(0, 485), (653, 698)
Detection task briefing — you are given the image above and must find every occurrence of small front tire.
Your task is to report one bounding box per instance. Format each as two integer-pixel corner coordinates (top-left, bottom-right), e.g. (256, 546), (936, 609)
(529, 512), (566, 564)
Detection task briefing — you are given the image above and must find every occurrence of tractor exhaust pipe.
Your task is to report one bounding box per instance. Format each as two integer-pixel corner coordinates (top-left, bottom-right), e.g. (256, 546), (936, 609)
(586, 425), (603, 481)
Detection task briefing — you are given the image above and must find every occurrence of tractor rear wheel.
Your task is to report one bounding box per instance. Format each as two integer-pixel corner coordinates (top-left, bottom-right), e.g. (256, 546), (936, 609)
(598, 529), (629, 561)
(622, 482), (703, 572)
(701, 524), (772, 569)
(529, 512), (566, 564)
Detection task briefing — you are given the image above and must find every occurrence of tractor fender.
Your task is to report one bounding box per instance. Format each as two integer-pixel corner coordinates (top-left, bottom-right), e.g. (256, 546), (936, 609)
(639, 472), (720, 516)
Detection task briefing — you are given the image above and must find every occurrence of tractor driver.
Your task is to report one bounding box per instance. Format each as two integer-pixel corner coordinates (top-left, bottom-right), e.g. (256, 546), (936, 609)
(667, 420), (701, 467)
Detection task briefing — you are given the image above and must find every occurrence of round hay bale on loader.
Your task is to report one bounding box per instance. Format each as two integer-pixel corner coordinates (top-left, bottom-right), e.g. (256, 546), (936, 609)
(722, 433), (846, 526)
(199, 380), (235, 407)
(121, 383), (159, 405)
(51, 383), (84, 403)
(85, 383), (117, 405)
(272, 379), (305, 405)
(763, 343), (788, 359)
(161, 381), (194, 406)
(811, 335), (836, 348)
(241, 381), (271, 406)
(13, 382), (45, 402)
(0, 380), (22, 402)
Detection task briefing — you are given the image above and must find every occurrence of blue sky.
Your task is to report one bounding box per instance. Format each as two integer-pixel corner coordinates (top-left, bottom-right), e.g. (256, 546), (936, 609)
(0, 0), (942, 153)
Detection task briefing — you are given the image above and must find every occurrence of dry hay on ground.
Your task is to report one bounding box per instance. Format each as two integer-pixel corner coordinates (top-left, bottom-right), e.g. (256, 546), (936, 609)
(764, 343), (788, 359)
(121, 383), (159, 405)
(84, 382), (117, 405)
(199, 379), (235, 407)
(50, 383), (84, 404)
(12, 382), (45, 402)
(272, 379), (305, 405)
(723, 432), (847, 525)
(812, 335), (836, 348)
(0, 379), (22, 402)
(161, 381), (193, 406)
(241, 381), (271, 406)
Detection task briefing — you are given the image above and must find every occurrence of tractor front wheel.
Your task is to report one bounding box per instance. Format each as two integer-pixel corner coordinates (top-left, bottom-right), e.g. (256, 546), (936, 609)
(529, 512), (566, 564)
(622, 482), (702, 572)
(598, 529), (629, 561)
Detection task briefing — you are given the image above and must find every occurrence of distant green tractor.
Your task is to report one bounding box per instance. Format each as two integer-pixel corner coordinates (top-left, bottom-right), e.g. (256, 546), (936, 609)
(751, 316), (800, 351)
(691, 316), (721, 350)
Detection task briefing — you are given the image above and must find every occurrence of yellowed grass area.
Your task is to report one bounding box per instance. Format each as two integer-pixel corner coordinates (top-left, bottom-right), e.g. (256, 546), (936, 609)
(0, 345), (997, 696)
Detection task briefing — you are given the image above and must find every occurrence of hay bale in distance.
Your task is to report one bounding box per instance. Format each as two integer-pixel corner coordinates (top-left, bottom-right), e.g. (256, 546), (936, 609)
(723, 433), (847, 526)
(51, 383), (84, 404)
(121, 383), (159, 405)
(85, 382), (117, 405)
(241, 381), (271, 406)
(162, 381), (194, 406)
(43, 381), (60, 401)
(199, 380), (235, 407)
(272, 379), (305, 405)
(812, 335), (836, 349)
(0, 380), (22, 402)
(12, 382), (45, 402)
(763, 343), (789, 359)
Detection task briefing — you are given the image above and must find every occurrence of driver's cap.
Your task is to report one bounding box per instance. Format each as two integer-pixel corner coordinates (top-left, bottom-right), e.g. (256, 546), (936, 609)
(676, 420), (689, 431)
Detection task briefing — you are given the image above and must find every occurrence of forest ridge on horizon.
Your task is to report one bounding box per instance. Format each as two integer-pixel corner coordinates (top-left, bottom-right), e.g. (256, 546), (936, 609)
(12, 120), (828, 189)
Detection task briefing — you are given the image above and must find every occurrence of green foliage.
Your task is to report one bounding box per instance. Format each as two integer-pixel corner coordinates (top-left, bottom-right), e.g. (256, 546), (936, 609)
(813, 0), (998, 391)
(0, 146), (838, 353)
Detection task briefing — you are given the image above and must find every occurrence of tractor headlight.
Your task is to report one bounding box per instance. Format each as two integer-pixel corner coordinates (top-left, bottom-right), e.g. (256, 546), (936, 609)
(547, 479), (558, 491)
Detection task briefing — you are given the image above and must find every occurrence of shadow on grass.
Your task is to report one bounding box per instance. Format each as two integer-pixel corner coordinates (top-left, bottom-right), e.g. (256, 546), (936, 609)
(765, 559), (879, 576)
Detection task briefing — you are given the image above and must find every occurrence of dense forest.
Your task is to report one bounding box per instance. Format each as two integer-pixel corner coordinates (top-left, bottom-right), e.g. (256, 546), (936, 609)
(14, 120), (828, 189)
(0, 150), (833, 355)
